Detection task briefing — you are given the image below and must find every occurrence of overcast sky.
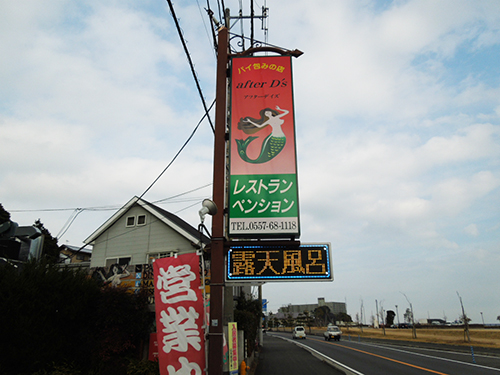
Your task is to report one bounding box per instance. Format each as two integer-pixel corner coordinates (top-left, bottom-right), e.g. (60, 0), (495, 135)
(1, 0), (499, 324)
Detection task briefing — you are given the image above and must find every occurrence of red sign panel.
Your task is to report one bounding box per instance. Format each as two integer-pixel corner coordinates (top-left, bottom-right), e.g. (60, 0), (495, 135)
(229, 55), (300, 238)
(154, 253), (206, 375)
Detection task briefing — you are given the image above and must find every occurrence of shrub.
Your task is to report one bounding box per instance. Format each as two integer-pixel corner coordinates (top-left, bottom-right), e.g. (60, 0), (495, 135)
(0, 261), (153, 375)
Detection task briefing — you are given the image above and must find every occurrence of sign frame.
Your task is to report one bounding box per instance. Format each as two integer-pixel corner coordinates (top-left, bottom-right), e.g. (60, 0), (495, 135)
(228, 55), (300, 239)
(226, 243), (333, 282)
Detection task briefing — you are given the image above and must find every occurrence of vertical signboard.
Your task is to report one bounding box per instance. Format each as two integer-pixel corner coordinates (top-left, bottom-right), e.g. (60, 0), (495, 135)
(154, 253), (206, 375)
(229, 55), (300, 238)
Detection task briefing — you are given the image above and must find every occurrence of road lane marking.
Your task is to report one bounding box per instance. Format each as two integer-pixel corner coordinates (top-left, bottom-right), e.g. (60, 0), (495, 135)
(354, 341), (500, 372)
(308, 337), (450, 375)
(273, 335), (365, 375)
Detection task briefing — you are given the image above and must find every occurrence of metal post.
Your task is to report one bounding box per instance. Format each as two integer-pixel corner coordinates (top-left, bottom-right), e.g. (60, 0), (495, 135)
(258, 285), (263, 347)
(208, 26), (229, 375)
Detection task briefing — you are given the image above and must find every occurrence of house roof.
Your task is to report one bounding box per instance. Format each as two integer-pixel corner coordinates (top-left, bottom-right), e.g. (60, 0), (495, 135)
(60, 244), (92, 254)
(83, 196), (210, 246)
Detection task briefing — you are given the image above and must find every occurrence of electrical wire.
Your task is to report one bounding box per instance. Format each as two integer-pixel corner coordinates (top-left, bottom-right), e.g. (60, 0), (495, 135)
(197, 0), (217, 57)
(152, 183), (213, 204)
(165, 0), (215, 133)
(9, 183), (213, 215)
(138, 98), (215, 199)
(56, 208), (84, 239)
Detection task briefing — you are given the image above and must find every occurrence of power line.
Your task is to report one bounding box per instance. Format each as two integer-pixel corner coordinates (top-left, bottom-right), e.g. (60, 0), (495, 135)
(197, 0), (217, 57)
(166, 0), (215, 133)
(152, 183), (213, 204)
(9, 183), (213, 215)
(56, 208), (84, 238)
(138, 99), (215, 199)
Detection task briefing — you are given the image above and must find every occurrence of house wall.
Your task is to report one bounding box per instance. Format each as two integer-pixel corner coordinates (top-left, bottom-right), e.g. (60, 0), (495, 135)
(90, 205), (198, 267)
(60, 249), (91, 263)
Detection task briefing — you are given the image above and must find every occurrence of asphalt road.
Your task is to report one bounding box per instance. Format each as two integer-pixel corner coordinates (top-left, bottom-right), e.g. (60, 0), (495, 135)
(254, 334), (345, 375)
(260, 332), (500, 375)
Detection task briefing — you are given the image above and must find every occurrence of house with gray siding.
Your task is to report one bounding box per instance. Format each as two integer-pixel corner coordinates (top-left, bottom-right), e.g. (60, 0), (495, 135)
(85, 196), (209, 268)
(84, 196), (210, 300)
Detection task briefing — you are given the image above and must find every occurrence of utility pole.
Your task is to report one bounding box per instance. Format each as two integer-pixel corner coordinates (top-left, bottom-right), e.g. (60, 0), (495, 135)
(395, 305), (400, 327)
(226, 2), (268, 50)
(359, 299), (364, 333)
(457, 291), (470, 342)
(206, 5), (298, 373)
(208, 26), (229, 375)
(401, 292), (417, 339)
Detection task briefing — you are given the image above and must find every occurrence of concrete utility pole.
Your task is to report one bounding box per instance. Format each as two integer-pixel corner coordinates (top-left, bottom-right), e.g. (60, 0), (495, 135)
(401, 292), (417, 339)
(207, 26), (229, 375)
(457, 291), (470, 342)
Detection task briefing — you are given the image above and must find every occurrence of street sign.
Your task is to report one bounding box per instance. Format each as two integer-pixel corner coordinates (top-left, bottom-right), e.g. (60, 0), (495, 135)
(226, 243), (332, 282)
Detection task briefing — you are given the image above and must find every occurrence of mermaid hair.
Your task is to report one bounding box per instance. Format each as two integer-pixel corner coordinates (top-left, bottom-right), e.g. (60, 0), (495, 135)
(237, 108), (279, 134)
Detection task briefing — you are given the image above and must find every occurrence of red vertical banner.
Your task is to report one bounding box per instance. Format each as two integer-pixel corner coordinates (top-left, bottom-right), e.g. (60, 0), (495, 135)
(228, 322), (238, 375)
(229, 55), (300, 238)
(148, 333), (159, 361)
(154, 253), (206, 375)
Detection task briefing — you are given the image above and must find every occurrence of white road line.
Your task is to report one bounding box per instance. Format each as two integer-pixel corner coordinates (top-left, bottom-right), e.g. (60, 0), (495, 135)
(272, 334), (365, 375)
(351, 340), (500, 372)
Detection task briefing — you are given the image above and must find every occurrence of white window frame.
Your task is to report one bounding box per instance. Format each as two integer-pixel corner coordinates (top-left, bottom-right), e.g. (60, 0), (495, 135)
(126, 216), (135, 227)
(137, 214), (147, 226)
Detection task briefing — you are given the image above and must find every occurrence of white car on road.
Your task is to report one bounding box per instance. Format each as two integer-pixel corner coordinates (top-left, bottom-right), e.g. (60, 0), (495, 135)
(323, 325), (342, 341)
(292, 326), (306, 339)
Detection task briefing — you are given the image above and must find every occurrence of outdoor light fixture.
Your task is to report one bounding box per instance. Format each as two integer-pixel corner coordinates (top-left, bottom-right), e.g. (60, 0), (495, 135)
(199, 199), (217, 223)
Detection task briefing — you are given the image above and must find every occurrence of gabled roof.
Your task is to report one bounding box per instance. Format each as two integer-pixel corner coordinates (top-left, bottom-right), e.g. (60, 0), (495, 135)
(84, 196), (210, 246)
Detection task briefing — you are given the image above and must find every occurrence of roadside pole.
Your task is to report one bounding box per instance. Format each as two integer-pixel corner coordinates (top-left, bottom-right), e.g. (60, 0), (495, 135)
(208, 26), (229, 375)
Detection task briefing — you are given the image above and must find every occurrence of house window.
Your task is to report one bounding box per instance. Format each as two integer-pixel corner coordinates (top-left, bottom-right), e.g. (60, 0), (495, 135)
(137, 214), (146, 226)
(126, 214), (147, 227)
(126, 216), (135, 227)
(106, 257), (131, 268)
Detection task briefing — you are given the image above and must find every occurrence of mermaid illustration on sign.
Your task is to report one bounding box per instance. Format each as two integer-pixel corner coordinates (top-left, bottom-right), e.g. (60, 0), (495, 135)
(236, 106), (290, 164)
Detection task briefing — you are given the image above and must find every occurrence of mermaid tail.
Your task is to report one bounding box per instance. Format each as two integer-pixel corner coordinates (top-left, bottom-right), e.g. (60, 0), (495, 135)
(236, 134), (286, 164)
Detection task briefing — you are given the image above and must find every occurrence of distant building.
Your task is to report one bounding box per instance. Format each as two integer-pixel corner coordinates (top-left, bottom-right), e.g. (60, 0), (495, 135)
(60, 244), (92, 264)
(278, 297), (347, 315)
(418, 318), (447, 325)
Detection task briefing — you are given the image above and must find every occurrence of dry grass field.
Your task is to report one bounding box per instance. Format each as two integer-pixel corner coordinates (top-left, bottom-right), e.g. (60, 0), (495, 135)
(281, 326), (500, 349)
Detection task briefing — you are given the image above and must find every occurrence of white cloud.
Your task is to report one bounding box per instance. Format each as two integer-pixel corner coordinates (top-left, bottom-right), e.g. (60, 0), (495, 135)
(431, 171), (499, 215)
(417, 123), (500, 166)
(464, 223), (479, 236)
